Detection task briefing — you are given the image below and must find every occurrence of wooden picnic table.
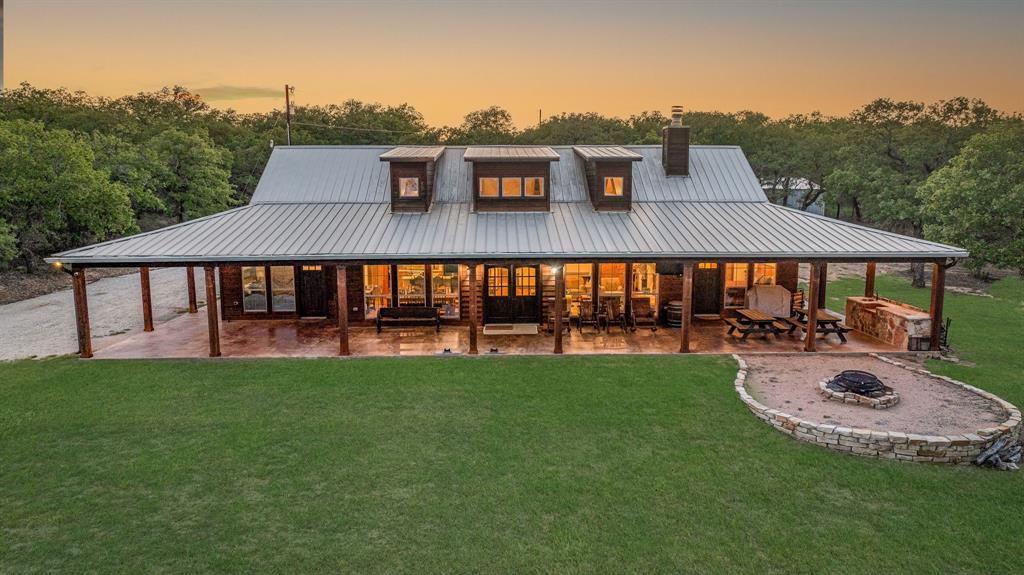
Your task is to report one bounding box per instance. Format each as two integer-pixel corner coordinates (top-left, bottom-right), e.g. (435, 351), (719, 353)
(725, 308), (786, 340)
(793, 308), (851, 343)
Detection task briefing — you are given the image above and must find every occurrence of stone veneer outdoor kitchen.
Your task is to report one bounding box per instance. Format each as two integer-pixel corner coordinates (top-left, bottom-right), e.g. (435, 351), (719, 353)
(845, 296), (932, 351)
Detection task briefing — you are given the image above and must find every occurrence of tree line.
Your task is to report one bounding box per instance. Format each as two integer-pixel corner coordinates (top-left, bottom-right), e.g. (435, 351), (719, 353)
(0, 83), (1020, 278)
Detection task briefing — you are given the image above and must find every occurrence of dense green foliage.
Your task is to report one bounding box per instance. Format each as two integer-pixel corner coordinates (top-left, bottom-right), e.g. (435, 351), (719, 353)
(1, 275), (1022, 573)
(920, 121), (1024, 275)
(0, 83), (1020, 272)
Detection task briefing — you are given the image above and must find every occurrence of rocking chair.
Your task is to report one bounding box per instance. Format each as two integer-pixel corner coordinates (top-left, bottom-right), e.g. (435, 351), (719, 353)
(630, 297), (658, 332)
(578, 300), (601, 333)
(604, 299), (628, 332)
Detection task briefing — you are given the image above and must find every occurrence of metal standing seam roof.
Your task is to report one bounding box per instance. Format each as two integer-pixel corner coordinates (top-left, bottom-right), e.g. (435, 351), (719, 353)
(573, 146), (644, 161)
(462, 146), (561, 162)
(49, 144), (969, 264)
(378, 146), (446, 162)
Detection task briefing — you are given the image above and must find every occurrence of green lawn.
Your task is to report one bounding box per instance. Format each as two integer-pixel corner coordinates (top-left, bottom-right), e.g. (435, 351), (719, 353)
(1, 276), (1022, 574)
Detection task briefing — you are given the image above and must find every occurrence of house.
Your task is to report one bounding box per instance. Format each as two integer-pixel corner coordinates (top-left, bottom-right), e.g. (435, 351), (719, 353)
(48, 109), (967, 358)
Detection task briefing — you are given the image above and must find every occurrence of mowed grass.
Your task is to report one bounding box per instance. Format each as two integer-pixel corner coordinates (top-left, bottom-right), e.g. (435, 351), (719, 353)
(1, 276), (1022, 574)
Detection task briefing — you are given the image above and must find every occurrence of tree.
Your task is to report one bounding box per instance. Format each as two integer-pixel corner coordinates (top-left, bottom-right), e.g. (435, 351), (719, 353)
(145, 128), (236, 223)
(90, 130), (165, 215)
(517, 112), (632, 145)
(920, 120), (1024, 275)
(442, 106), (518, 144)
(0, 120), (135, 271)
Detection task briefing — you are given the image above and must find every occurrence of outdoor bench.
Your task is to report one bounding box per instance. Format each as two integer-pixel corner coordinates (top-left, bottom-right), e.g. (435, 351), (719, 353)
(376, 306), (441, 333)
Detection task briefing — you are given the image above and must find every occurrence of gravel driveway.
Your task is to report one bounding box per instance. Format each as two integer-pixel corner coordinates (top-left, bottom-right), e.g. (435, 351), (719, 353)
(0, 268), (208, 361)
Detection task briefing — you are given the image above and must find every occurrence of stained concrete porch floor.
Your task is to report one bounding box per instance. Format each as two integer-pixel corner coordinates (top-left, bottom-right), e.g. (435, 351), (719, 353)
(91, 311), (901, 358)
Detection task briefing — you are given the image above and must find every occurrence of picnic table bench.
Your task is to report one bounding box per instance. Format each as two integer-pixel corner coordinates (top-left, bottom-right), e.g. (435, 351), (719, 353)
(725, 308), (786, 340)
(792, 308), (852, 343)
(376, 306), (441, 333)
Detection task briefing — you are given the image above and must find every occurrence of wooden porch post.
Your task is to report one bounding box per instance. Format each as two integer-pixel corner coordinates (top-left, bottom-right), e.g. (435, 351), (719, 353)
(930, 261), (946, 350)
(624, 263), (634, 319)
(468, 263), (479, 355)
(204, 266), (221, 357)
(805, 262), (821, 352)
(817, 263), (828, 309)
(679, 262), (694, 353)
(337, 265), (350, 356)
(140, 266), (154, 332)
(186, 266), (198, 313)
(71, 268), (93, 358)
(554, 264), (565, 354)
(864, 262), (876, 298)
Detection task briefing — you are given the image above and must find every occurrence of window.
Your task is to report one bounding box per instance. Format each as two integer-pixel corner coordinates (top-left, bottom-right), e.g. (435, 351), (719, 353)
(431, 264), (460, 319)
(724, 263), (748, 308)
(242, 266), (267, 312)
(631, 263), (658, 313)
(398, 177), (420, 198)
(364, 265), (392, 319)
(753, 263), (777, 286)
(479, 177), (500, 197)
(501, 177), (522, 197)
(598, 263), (626, 311)
(603, 176), (625, 197)
(270, 266), (296, 312)
(524, 177), (545, 197)
(515, 267), (537, 296)
(697, 262), (718, 270)
(487, 267), (509, 297)
(564, 263), (593, 316)
(242, 265), (294, 313)
(397, 265), (426, 306)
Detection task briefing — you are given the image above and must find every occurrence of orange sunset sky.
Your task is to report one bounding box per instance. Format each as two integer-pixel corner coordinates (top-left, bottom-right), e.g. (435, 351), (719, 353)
(4, 0), (1023, 126)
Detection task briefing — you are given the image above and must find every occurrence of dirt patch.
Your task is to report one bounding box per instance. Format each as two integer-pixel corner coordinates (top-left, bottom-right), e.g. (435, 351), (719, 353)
(0, 267), (136, 305)
(742, 354), (1006, 436)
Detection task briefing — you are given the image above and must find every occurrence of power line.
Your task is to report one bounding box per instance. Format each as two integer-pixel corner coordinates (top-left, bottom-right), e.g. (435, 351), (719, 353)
(290, 120), (424, 134)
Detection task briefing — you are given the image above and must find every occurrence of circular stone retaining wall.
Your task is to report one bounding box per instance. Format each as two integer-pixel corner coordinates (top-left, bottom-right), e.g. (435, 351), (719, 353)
(734, 354), (1022, 464)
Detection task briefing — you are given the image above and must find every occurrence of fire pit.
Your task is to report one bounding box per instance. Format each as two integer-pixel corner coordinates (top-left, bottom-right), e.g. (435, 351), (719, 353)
(820, 370), (900, 409)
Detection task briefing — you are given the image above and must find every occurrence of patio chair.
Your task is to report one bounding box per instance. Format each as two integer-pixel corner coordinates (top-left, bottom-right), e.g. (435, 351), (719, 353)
(604, 299), (628, 332)
(544, 306), (571, 336)
(578, 300), (601, 334)
(630, 297), (657, 332)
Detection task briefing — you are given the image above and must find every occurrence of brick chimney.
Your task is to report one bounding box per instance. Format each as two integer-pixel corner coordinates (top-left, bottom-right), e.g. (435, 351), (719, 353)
(662, 105), (690, 176)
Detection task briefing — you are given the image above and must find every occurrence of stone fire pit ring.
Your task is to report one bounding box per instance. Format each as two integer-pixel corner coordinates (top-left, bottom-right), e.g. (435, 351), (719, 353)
(734, 354), (1022, 465)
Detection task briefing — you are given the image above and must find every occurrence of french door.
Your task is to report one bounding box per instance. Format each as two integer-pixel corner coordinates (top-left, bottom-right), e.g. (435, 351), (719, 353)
(483, 265), (541, 323)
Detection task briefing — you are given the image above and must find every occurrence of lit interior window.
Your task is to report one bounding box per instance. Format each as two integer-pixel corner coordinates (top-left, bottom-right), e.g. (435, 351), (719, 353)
(242, 266), (267, 312)
(502, 177), (522, 198)
(479, 177), (500, 197)
(487, 267), (509, 297)
(524, 177), (545, 197)
(631, 263), (658, 314)
(398, 177), (420, 198)
(431, 264), (460, 319)
(565, 263), (593, 316)
(603, 176), (624, 197)
(598, 263), (626, 313)
(397, 265), (426, 306)
(753, 263), (777, 286)
(270, 266), (296, 312)
(724, 263), (748, 308)
(515, 266), (537, 296)
(364, 265), (392, 319)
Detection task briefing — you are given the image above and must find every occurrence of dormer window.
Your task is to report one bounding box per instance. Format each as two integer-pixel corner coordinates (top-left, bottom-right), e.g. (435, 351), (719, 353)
(399, 177), (420, 198)
(604, 176), (625, 197)
(379, 146), (445, 212)
(573, 146), (642, 211)
(464, 146), (559, 212)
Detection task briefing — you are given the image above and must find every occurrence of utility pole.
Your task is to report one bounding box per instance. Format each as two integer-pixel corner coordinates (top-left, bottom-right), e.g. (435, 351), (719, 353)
(284, 84), (293, 145)
(538, 109), (542, 126)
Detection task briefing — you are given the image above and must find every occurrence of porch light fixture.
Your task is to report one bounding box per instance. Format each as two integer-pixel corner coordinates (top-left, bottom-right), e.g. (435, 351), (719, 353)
(52, 261), (63, 270)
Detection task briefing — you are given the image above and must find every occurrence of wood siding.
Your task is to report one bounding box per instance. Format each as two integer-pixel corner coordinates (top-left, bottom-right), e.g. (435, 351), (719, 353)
(389, 161), (433, 212)
(472, 162), (551, 212)
(580, 158), (633, 211)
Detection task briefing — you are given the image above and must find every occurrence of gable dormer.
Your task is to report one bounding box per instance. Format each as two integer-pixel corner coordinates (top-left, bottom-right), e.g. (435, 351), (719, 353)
(463, 146), (560, 212)
(379, 146), (445, 212)
(573, 146), (643, 211)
